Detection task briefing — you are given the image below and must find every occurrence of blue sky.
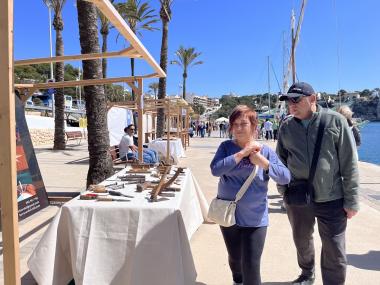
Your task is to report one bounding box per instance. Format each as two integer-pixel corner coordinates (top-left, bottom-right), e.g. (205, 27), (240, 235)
(14, 0), (380, 98)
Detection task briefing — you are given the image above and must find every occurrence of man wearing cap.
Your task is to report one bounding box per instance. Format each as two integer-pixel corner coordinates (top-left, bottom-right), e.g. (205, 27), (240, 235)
(276, 82), (359, 285)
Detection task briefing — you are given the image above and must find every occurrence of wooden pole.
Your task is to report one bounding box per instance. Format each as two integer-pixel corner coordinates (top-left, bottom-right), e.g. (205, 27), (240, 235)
(166, 103), (170, 164)
(137, 78), (143, 162)
(177, 107), (180, 139)
(0, 0), (21, 284)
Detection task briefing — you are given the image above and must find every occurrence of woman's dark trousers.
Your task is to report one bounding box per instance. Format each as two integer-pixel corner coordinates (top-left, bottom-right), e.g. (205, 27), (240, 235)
(220, 225), (267, 285)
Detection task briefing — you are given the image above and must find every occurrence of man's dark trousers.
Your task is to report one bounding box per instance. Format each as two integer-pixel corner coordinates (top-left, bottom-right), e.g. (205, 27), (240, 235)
(286, 199), (347, 285)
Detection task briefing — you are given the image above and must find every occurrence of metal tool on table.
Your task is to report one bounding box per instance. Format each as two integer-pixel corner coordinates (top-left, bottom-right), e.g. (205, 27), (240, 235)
(108, 190), (134, 198)
(97, 196), (130, 202)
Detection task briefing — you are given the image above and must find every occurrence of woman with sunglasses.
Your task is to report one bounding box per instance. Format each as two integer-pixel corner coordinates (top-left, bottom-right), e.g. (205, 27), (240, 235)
(210, 105), (290, 285)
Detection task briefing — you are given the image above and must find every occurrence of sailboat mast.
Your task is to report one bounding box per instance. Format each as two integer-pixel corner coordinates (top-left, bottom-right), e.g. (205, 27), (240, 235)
(291, 9), (296, 84)
(267, 56), (271, 115)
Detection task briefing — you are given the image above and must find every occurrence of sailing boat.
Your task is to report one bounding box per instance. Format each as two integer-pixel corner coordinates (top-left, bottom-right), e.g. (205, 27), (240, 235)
(275, 0), (307, 120)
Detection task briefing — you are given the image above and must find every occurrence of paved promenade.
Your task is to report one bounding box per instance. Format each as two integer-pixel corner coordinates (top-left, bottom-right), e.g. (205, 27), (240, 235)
(1, 133), (380, 284)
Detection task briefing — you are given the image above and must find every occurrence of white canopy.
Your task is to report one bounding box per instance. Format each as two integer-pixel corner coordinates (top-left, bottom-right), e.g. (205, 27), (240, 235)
(215, 117), (229, 123)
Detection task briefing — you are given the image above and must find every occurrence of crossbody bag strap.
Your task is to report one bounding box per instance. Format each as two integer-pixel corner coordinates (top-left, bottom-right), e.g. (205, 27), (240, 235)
(234, 166), (258, 202)
(308, 110), (327, 185)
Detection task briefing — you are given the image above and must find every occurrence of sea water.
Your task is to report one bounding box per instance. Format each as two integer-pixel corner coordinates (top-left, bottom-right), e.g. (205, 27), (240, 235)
(358, 122), (380, 165)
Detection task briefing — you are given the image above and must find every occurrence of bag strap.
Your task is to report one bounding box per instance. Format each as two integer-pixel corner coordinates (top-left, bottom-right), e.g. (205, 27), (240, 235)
(308, 110), (327, 185)
(234, 166), (258, 202)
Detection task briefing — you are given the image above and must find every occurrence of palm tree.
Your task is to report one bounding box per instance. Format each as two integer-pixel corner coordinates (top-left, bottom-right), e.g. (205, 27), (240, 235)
(97, 0), (115, 78)
(43, 0), (67, 150)
(171, 46), (203, 100)
(76, 0), (113, 186)
(115, 0), (158, 101)
(156, 0), (173, 138)
(148, 82), (159, 99)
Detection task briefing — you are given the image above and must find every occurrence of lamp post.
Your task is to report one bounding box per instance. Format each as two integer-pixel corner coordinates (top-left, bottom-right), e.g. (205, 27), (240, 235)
(47, 3), (54, 80)
(47, 3), (55, 117)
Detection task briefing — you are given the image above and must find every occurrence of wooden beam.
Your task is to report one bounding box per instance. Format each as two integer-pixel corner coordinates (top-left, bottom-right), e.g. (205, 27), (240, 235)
(136, 78), (144, 162)
(127, 82), (139, 95)
(14, 47), (141, 66)
(14, 74), (159, 91)
(87, 0), (165, 78)
(0, 0), (20, 284)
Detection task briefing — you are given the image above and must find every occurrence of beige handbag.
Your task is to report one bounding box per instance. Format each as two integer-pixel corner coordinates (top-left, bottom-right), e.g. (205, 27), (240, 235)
(207, 166), (258, 227)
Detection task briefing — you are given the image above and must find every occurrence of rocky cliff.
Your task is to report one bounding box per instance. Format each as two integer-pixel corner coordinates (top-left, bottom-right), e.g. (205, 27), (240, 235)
(352, 98), (380, 121)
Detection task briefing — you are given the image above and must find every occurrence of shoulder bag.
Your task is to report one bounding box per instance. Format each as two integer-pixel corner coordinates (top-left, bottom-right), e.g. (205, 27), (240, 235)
(207, 166), (258, 227)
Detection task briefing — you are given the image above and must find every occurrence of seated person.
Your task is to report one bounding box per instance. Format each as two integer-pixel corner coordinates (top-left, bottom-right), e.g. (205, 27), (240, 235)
(119, 124), (159, 164)
(189, 126), (194, 138)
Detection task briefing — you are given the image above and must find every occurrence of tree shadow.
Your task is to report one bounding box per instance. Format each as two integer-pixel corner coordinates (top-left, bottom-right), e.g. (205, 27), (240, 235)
(65, 157), (89, 165)
(347, 250), (380, 271)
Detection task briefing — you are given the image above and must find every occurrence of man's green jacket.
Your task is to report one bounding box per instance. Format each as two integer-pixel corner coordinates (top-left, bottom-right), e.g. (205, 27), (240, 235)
(276, 106), (360, 211)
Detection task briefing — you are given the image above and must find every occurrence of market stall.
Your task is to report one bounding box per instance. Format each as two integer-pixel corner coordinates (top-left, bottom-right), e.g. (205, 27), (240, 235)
(28, 166), (208, 285)
(1, 0), (167, 282)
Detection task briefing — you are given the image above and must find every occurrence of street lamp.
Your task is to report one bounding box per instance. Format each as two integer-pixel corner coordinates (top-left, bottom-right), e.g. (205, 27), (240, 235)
(47, 2), (54, 80)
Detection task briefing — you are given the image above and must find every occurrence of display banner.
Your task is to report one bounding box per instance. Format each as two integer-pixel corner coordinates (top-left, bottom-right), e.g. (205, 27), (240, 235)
(14, 94), (49, 220)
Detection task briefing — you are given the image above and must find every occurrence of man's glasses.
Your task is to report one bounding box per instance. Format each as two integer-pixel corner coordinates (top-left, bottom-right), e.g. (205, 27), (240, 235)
(287, 96), (304, 104)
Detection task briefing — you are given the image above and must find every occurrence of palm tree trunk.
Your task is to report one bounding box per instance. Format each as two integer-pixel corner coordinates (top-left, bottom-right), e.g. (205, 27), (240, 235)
(53, 15), (66, 150)
(101, 32), (108, 78)
(182, 72), (187, 100)
(157, 19), (169, 138)
(77, 0), (113, 187)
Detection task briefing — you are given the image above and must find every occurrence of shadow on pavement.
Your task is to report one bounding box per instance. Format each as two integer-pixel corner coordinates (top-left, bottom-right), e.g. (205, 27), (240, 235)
(268, 207), (286, 214)
(262, 282), (290, 285)
(347, 250), (380, 271)
(65, 157), (89, 165)
(268, 194), (282, 199)
(35, 146), (85, 154)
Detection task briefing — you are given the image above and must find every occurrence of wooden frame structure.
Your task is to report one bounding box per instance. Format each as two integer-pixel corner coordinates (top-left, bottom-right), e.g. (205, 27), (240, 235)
(1, 0), (165, 283)
(108, 98), (192, 163)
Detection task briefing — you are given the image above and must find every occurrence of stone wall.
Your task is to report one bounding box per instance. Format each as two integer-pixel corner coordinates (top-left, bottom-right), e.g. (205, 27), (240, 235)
(29, 129), (54, 146)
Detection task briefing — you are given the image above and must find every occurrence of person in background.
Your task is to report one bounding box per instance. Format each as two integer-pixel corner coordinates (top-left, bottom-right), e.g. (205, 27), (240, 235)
(220, 122), (226, 138)
(208, 122), (212, 137)
(189, 125), (194, 138)
(276, 82), (359, 285)
(264, 119), (273, 140)
(210, 105), (290, 285)
(337, 105), (361, 147)
(200, 122), (206, 138)
(272, 120), (279, 141)
(119, 124), (158, 164)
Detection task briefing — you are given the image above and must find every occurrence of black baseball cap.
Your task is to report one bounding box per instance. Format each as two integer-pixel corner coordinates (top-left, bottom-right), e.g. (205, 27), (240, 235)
(279, 82), (315, 101)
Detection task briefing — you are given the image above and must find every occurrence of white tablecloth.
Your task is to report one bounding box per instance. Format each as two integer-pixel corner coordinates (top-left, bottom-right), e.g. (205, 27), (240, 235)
(28, 168), (208, 285)
(148, 138), (185, 164)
